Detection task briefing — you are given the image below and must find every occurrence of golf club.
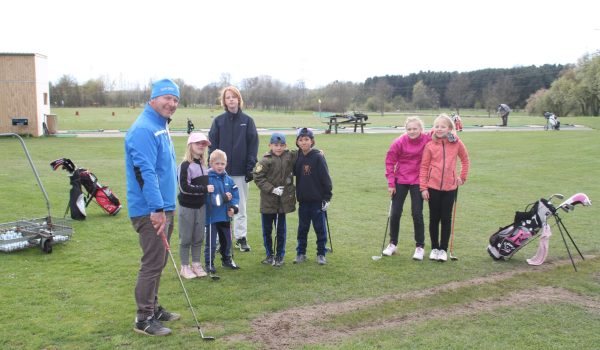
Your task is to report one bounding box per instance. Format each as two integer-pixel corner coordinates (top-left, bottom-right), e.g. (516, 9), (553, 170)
(449, 188), (459, 261)
(372, 199), (393, 261)
(229, 214), (235, 261)
(159, 231), (215, 341)
(273, 212), (278, 263)
(207, 196), (220, 281)
(324, 210), (333, 253)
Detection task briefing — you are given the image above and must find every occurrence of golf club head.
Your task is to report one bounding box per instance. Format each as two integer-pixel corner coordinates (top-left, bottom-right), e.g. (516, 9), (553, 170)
(371, 255), (382, 261)
(548, 193), (565, 202)
(202, 336), (216, 341)
(209, 274), (220, 281)
(450, 254), (459, 261)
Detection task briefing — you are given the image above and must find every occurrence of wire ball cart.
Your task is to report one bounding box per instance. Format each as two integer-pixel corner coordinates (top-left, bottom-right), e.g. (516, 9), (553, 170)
(0, 133), (73, 253)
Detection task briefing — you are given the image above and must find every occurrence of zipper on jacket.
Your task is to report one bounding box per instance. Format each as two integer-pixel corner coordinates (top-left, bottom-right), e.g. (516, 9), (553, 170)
(440, 140), (446, 189)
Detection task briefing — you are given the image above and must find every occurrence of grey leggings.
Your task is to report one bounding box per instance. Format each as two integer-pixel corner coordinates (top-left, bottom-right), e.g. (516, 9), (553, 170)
(178, 205), (206, 265)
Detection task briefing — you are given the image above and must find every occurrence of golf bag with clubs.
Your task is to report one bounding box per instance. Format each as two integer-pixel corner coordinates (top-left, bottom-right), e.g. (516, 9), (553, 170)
(543, 112), (560, 130)
(50, 158), (122, 220)
(487, 193), (591, 268)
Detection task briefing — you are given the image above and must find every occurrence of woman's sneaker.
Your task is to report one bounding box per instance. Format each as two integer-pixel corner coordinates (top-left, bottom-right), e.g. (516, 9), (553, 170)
(134, 316), (171, 336)
(429, 249), (439, 261)
(382, 243), (397, 256)
(179, 265), (196, 279)
(191, 263), (207, 278)
(412, 247), (425, 261)
(438, 250), (448, 262)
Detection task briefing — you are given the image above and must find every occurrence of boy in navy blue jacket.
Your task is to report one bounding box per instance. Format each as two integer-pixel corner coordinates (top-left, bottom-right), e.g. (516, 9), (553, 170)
(293, 128), (333, 265)
(204, 150), (240, 273)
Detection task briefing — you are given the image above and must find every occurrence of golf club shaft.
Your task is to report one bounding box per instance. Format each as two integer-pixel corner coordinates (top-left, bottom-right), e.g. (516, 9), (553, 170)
(324, 210), (332, 253)
(159, 232), (213, 339)
(449, 188), (458, 258)
(377, 199), (393, 257)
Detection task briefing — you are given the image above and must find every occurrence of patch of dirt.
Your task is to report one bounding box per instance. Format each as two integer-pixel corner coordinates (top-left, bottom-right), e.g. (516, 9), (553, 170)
(224, 256), (599, 349)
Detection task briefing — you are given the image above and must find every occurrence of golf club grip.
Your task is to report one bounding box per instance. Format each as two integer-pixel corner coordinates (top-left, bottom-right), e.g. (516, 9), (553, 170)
(160, 231), (171, 252)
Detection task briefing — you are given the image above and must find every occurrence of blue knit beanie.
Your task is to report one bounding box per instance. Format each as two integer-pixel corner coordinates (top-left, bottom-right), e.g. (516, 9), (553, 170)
(151, 79), (180, 99)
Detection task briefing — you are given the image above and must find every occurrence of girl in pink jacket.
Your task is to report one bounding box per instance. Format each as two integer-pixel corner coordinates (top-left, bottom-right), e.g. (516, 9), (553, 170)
(420, 114), (469, 262)
(384, 117), (431, 261)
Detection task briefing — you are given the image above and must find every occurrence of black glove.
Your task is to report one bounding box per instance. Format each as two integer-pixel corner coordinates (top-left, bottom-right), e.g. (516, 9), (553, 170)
(245, 172), (254, 183)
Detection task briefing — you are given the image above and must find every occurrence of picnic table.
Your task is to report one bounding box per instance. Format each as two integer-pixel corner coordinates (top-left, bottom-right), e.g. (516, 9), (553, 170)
(322, 113), (370, 134)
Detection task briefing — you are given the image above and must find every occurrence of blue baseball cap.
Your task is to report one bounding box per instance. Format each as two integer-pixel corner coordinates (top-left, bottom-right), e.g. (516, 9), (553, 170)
(270, 132), (286, 144)
(296, 127), (314, 140)
(151, 79), (180, 99)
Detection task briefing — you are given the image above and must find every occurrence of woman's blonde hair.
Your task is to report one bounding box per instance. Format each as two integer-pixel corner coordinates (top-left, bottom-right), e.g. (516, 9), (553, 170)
(183, 143), (207, 165)
(220, 86), (244, 110)
(432, 114), (456, 140)
(209, 149), (227, 164)
(404, 116), (424, 130)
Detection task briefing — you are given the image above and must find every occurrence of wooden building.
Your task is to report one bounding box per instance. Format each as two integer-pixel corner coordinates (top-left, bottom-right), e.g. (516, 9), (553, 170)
(0, 53), (52, 136)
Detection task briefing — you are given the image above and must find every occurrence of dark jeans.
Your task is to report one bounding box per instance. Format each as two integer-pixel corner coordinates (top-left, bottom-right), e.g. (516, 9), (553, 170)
(501, 113), (509, 126)
(296, 201), (328, 256)
(389, 183), (424, 247)
(427, 188), (456, 251)
(262, 213), (287, 258)
(204, 221), (232, 265)
(132, 211), (174, 320)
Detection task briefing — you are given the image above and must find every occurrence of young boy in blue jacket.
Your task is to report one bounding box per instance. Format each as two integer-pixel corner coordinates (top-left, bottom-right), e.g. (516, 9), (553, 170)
(204, 150), (240, 273)
(293, 128), (333, 265)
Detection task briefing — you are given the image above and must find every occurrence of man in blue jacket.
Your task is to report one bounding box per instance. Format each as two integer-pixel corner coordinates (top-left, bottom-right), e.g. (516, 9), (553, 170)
(125, 79), (180, 336)
(209, 86), (259, 252)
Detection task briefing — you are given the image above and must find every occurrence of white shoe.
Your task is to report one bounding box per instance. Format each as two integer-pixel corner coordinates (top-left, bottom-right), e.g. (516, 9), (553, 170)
(429, 249), (439, 261)
(382, 243), (397, 256)
(191, 262), (207, 278)
(438, 250), (448, 262)
(179, 265), (196, 279)
(412, 247), (424, 261)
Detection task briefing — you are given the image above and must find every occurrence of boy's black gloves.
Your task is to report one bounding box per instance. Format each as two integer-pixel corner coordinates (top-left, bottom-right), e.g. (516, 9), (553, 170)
(245, 172), (254, 183)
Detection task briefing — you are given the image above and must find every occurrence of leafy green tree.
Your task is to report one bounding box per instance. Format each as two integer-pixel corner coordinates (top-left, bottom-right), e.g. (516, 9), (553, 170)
(412, 80), (439, 109)
(50, 75), (80, 107)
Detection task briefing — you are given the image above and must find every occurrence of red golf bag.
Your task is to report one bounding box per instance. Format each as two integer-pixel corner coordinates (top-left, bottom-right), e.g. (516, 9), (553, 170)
(51, 158), (122, 219)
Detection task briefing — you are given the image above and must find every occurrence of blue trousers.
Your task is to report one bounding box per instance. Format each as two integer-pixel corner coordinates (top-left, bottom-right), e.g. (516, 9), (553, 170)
(296, 201), (328, 256)
(262, 213), (287, 258)
(204, 221), (232, 265)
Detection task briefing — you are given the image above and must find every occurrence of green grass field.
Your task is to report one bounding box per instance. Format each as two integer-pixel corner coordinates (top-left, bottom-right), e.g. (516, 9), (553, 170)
(48, 107), (600, 132)
(1, 112), (599, 349)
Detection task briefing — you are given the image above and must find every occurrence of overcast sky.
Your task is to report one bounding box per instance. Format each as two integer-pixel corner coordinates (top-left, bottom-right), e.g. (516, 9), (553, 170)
(2, 0), (599, 89)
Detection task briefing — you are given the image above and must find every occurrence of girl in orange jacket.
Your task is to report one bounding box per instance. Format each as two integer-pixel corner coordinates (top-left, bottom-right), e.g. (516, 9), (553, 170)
(419, 114), (470, 262)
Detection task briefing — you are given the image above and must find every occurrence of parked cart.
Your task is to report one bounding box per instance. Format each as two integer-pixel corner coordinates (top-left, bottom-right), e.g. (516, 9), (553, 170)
(0, 133), (73, 253)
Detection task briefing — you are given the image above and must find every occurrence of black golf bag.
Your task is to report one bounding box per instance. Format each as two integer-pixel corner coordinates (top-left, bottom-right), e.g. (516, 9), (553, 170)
(487, 193), (591, 269)
(486, 199), (554, 260)
(51, 158), (122, 220)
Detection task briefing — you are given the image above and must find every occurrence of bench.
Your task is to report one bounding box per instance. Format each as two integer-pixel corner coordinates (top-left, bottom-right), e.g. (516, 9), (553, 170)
(322, 116), (370, 134)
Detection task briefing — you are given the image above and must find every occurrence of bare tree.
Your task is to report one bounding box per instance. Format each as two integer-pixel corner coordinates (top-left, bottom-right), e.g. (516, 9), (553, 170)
(373, 80), (394, 115)
(445, 75), (473, 114)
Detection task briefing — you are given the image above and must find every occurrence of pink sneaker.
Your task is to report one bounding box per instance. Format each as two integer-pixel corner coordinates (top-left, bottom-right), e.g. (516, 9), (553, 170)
(180, 265), (196, 279)
(191, 263), (207, 278)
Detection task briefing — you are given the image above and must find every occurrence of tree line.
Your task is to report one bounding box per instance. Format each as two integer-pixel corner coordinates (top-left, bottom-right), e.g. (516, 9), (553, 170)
(49, 52), (600, 116)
